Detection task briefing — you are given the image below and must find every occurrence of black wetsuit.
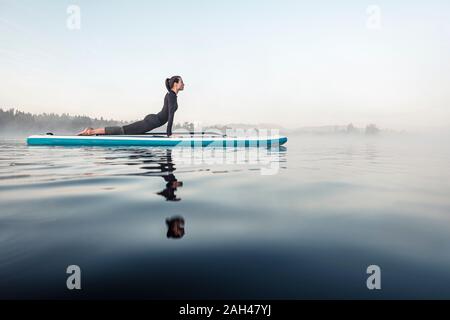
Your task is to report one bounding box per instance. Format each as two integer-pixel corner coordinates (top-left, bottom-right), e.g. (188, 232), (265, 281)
(105, 90), (178, 136)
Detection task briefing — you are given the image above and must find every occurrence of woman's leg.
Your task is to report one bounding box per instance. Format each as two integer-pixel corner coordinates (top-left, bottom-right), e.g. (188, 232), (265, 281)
(105, 126), (124, 135)
(77, 115), (162, 136)
(122, 115), (162, 135)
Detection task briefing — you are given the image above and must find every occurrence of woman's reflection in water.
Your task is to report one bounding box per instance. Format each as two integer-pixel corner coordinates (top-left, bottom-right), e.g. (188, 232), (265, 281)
(157, 173), (183, 201)
(117, 148), (185, 239)
(166, 216), (185, 239)
(118, 148), (184, 201)
(151, 149), (183, 201)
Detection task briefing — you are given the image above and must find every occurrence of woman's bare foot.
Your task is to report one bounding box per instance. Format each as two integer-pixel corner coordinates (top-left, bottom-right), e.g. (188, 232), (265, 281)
(77, 127), (94, 136)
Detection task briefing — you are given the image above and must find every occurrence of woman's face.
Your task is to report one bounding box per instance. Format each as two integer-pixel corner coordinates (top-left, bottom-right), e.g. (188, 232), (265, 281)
(175, 78), (185, 91)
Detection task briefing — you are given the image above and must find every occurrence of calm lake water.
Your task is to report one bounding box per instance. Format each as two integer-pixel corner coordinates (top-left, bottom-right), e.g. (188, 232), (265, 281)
(1, 133), (450, 299)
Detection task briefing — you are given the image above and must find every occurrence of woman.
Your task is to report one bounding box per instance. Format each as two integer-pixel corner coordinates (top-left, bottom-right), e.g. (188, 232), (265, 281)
(77, 76), (184, 137)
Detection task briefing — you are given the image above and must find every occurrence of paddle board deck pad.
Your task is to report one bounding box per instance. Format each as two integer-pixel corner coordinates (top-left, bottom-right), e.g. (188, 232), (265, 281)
(26, 134), (288, 147)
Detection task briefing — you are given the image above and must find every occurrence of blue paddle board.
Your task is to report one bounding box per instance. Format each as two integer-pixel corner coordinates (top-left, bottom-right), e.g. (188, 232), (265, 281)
(26, 134), (288, 147)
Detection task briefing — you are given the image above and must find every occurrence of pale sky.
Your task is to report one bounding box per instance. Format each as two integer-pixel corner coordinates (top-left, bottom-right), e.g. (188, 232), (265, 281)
(0, 0), (449, 129)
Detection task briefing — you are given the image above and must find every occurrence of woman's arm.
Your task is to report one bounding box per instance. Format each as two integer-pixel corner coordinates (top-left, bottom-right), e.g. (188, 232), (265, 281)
(166, 94), (177, 136)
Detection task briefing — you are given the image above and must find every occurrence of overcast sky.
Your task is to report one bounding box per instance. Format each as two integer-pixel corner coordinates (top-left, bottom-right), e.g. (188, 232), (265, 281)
(1, 0), (449, 129)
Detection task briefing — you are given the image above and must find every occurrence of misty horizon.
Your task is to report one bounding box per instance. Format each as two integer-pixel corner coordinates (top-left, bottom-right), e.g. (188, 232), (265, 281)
(0, 107), (391, 133)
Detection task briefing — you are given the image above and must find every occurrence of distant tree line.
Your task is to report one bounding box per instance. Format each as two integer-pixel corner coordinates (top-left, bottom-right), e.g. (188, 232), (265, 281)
(0, 108), (196, 135)
(295, 123), (381, 135)
(0, 108), (127, 133)
(347, 123), (380, 135)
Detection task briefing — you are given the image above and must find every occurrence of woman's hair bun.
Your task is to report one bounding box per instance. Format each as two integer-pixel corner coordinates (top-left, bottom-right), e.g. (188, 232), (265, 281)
(165, 75), (181, 91)
(165, 78), (171, 91)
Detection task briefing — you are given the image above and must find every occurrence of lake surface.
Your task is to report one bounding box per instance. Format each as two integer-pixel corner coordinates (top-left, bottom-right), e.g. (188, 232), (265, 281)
(1, 133), (450, 299)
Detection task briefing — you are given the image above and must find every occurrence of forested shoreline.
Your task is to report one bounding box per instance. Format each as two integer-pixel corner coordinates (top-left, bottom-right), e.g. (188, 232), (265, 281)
(0, 108), (199, 137)
(0, 108), (128, 135)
